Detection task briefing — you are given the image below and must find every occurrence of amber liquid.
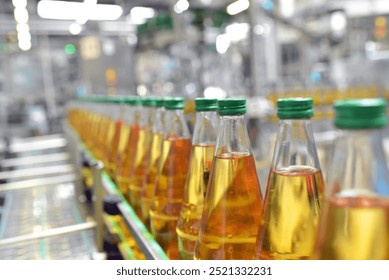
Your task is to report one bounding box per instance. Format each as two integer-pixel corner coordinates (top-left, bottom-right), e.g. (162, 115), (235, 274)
(115, 124), (130, 177)
(176, 144), (215, 260)
(315, 195), (389, 260)
(149, 138), (191, 260)
(116, 124), (139, 201)
(94, 115), (109, 160)
(195, 152), (263, 260)
(141, 132), (164, 228)
(106, 120), (122, 179)
(104, 117), (116, 167)
(91, 114), (104, 158)
(256, 166), (324, 260)
(128, 128), (153, 217)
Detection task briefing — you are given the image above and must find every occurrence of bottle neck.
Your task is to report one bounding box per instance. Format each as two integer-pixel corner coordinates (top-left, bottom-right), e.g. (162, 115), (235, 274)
(272, 118), (321, 171)
(153, 107), (165, 134)
(215, 114), (252, 156)
(192, 111), (219, 145)
(140, 107), (156, 129)
(164, 109), (190, 139)
(124, 105), (141, 126)
(327, 128), (389, 197)
(118, 103), (125, 121)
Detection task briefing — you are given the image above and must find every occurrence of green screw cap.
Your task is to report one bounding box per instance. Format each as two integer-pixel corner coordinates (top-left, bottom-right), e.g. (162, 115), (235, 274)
(218, 98), (246, 116)
(277, 98), (314, 119)
(107, 96), (127, 104)
(195, 98), (218, 112)
(92, 95), (110, 103)
(334, 98), (388, 129)
(155, 97), (165, 107)
(164, 97), (185, 110)
(141, 97), (157, 107)
(124, 96), (142, 106)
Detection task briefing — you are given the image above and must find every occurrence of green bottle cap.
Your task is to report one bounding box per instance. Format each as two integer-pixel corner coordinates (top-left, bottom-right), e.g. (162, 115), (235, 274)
(334, 98), (388, 129)
(164, 97), (185, 110)
(218, 98), (246, 115)
(107, 96), (127, 104)
(155, 97), (165, 107)
(195, 98), (218, 112)
(124, 96), (142, 106)
(277, 98), (314, 119)
(141, 97), (157, 107)
(92, 95), (109, 103)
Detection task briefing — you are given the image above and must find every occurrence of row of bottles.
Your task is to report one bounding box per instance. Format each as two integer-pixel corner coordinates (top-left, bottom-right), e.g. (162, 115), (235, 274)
(267, 85), (386, 107)
(67, 95), (389, 260)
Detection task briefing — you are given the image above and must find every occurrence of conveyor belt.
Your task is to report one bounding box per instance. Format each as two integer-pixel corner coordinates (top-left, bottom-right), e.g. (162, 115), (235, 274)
(0, 134), (97, 260)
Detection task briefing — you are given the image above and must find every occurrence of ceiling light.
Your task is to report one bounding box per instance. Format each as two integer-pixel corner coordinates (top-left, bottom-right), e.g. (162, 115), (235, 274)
(174, 0), (189, 14)
(18, 40), (31, 51)
(16, 23), (29, 33)
(14, 7), (29, 23)
(216, 34), (230, 54)
(226, 23), (250, 42)
(227, 0), (250, 16)
(130, 7), (156, 19)
(69, 23), (82, 35)
(17, 30), (31, 42)
(37, 1), (123, 21)
(279, 0), (295, 18)
(128, 6), (155, 25)
(331, 11), (347, 32)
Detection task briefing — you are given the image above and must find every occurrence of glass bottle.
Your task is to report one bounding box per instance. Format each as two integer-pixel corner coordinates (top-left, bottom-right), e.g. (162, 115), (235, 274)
(116, 97), (142, 201)
(94, 97), (111, 160)
(314, 98), (389, 260)
(90, 96), (105, 159)
(106, 96), (126, 179)
(102, 97), (118, 169)
(255, 98), (325, 260)
(140, 97), (165, 228)
(128, 97), (156, 218)
(176, 98), (219, 260)
(194, 98), (263, 260)
(149, 97), (191, 260)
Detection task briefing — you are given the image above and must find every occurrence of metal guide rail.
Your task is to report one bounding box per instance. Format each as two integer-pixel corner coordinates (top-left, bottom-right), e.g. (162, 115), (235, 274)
(0, 134), (97, 260)
(64, 122), (168, 260)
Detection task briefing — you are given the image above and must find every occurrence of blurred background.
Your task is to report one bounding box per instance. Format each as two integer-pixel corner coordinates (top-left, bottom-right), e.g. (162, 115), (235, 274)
(1, 0), (389, 259)
(1, 0), (389, 156)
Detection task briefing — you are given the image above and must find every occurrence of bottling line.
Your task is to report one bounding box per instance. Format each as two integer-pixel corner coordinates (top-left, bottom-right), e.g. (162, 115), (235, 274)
(1, 0), (389, 260)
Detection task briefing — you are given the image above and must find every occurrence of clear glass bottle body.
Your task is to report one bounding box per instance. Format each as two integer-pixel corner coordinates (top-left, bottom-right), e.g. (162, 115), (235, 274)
(176, 110), (218, 259)
(256, 119), (324, 260)
(149, 108), (191, 260)
(195, 115), (263, 260)
(314, 129), (389, 260)
(105, 102), (122, 178)
(128, 105), (156, 217)
(96, 102), (113, 160)
(140, 106), (165, 227)
(116, 103), (141, 200)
